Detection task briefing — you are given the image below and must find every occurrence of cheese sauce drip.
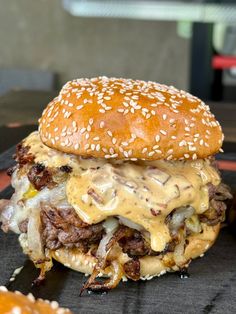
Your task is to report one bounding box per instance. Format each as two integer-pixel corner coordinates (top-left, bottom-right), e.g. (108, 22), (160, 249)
(24, 132), (221, 252)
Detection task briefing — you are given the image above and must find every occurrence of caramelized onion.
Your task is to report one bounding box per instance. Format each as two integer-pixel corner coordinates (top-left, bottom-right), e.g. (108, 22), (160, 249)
(186, 215), (202, 234)
(81, 260), (124, 294)
(113, 174), (138, 189)
(96, 218), (119, 260)
(173, 232), (187, 267)
(169, 206), (195, 234)
(0, 200), (10, 213)
(146, 167), (170, 185)
(118, 216), (142, 231)
(27, 211), (45, 262)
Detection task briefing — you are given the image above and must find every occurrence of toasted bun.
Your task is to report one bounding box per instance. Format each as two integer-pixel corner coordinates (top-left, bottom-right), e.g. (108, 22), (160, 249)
(39, 77), (223, 161)
(51, 223), (220, 280)
(0, 286), (72, 314)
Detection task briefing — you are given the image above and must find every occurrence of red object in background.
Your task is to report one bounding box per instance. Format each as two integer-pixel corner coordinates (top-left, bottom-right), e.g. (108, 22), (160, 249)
(212, 55), (236, 69)
(217, 160), (236, 171)
(0, 171), (10, 191)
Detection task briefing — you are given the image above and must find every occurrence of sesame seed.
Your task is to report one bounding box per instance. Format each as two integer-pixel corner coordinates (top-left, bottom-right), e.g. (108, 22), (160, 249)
(148, 151), (155, 157)
(96, 144), (100, 151)
(74, 143), (80, 149)
(179, 140), (186, 147)
(76, 105), (83, 110)
(118, 108), (124, 113)
(80, 127), (86, 134)
(122, 141), (128, 146)
(184, 153), (190, 158)
(112, 138), (117, 144)
(107, 131), (113, 137)
(99, 109), (106, 113)
(100, 121), (105, 128)
(142, 147), (148, 153)
(155, 135), (160, 142)
(163, 114), (167, 120)
(160, 130), (167, 135)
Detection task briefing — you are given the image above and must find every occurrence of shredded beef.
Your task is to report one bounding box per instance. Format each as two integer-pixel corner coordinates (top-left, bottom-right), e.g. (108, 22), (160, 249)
(207, 183), (217, 200)
(118, 231), (152, 257)
(123, 259), (140, 280)
(201, 183), (232, 225)
(28, 163), (55, 190)
(200, 199), (226, 226)
(59, 165), (72, 173)
(40, 205), (104, 251)
(15, 143), (34, 166)
(205, 183), (231, 224)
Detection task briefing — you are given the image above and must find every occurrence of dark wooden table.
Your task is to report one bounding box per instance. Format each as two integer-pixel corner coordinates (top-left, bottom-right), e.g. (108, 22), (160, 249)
(0, 91), (236, 314)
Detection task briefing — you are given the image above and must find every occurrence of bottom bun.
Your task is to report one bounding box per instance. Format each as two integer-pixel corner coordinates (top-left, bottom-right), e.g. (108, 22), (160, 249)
(51, 223), (220, 280)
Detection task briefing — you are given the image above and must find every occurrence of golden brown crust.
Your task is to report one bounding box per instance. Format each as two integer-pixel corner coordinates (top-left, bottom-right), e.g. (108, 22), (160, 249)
(51, 223), (220, 279)
(39, 77), (223, 161)
(0, 287), (72, 314)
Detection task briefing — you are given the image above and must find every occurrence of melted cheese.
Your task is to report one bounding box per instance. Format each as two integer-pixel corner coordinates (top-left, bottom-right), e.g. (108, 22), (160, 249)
(25, 132), (221, 252)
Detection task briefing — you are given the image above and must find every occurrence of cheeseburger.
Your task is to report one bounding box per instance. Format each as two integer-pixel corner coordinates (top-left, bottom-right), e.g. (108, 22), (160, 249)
(0, 77), (232, 292)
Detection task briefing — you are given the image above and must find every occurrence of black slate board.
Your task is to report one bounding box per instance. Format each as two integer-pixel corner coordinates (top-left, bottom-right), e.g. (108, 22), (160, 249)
(0, 149), (236, 313)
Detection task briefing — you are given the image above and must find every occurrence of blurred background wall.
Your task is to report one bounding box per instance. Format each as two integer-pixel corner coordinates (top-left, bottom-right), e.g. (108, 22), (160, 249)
(0, 0), (190, 90)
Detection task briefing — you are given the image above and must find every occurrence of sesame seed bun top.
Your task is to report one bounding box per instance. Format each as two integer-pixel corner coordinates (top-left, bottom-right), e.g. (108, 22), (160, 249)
(39, 77), (223, 160)
(0, 286), (72, 314)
